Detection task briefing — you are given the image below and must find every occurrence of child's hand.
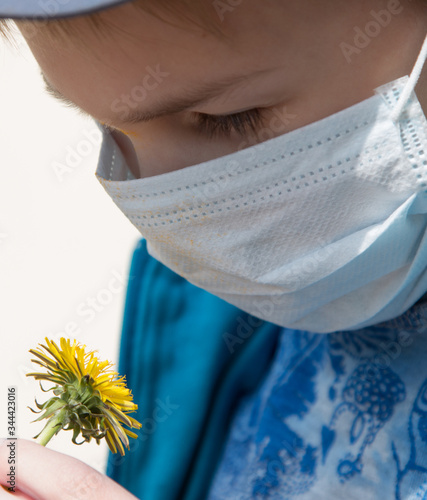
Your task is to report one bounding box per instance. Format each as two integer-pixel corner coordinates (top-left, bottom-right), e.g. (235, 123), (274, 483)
(0, 439), (138, 499)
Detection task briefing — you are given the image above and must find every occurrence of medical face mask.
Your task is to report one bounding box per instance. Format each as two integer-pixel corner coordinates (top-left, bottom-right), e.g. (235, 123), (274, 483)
(95, 36), (427, 334)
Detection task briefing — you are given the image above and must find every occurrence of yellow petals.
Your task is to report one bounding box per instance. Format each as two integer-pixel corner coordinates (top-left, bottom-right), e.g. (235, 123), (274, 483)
(27, 337), (142, 455)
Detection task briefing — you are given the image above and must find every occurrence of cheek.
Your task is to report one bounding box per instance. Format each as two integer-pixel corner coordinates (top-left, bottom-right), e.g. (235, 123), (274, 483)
(125, 117), (247, 177)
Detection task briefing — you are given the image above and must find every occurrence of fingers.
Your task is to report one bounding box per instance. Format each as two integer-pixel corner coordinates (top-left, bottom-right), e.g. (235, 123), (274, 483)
(0, 439), (137, 500)
(0, 484), (35, 499)
(0, 438), (64, 499)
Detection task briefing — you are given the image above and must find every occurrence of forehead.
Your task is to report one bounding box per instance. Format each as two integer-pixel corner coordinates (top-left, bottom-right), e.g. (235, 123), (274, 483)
(17, 2), (285, 127)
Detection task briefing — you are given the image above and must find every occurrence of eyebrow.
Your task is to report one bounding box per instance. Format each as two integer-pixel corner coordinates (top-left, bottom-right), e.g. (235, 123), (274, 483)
(41, 72), (93, 120)
(40, 69), (264, 126)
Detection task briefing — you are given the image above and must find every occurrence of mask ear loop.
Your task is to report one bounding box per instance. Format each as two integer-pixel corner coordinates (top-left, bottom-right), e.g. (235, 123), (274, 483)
(390, 33), (427, 123)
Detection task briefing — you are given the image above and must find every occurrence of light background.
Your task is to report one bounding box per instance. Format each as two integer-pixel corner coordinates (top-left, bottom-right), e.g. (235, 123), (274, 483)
(0, 27), (140, 472)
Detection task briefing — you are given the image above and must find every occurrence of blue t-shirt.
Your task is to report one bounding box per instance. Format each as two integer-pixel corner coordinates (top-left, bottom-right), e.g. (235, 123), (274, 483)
(108, 239), (427, 500)
(208, 308), (427, 499)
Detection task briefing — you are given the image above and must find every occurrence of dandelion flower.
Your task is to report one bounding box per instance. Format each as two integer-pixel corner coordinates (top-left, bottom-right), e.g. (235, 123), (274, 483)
(27, 337), (142, 456)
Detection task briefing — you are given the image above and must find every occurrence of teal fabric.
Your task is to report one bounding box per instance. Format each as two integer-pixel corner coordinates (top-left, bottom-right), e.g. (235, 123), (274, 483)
(106, 239), (281, 500)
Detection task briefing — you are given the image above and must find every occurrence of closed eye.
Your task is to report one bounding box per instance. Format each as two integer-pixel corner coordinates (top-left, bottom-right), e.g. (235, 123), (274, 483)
(191, 108), (264, 138)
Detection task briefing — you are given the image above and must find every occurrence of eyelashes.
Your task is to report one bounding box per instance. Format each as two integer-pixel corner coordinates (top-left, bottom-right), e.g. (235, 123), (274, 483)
(102, 108), (265, 140)
(192, 108), (264, 139)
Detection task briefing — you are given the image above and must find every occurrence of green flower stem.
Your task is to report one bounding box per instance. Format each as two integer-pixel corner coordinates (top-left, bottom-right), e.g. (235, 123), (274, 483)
(36, 408), (67, 447)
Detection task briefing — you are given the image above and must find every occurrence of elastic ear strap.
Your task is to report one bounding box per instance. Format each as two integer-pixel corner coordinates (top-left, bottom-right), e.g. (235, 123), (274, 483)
(391, 33), (427, 123)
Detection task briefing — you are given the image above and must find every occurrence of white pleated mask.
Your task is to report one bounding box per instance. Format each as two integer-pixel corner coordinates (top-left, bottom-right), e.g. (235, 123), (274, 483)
(95, 36), (427, 333)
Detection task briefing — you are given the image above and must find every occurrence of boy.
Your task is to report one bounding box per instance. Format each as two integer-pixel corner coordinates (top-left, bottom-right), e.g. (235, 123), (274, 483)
(1, 0), (427, 498)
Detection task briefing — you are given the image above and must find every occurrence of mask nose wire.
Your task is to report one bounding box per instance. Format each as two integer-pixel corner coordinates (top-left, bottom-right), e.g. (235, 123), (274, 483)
(390, 33), (427, 123)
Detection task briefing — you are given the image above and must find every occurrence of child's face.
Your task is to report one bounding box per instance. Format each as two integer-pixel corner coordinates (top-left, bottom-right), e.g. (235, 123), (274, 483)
(16, 0), (426, 177)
